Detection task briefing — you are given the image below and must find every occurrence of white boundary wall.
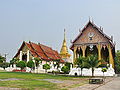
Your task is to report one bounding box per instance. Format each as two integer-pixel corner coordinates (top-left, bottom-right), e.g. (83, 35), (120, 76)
(69, 64), (115, 76)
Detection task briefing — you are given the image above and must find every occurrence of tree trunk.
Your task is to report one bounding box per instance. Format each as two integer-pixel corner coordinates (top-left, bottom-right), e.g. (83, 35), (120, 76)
(92, 68), (94, 77)
(81, 68), (82, 76)
(103, 72), (105, 84)
(21, 68), (22, 72)
(45, 69), (47, 73)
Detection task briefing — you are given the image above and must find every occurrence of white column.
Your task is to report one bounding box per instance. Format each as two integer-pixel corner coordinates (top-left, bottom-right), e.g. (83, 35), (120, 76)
(19, 51), (22, 61)
(27, 50), (30, 62)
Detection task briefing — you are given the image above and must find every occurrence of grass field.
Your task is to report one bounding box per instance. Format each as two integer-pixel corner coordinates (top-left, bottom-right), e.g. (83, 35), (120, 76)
(0, 72), (88, 90)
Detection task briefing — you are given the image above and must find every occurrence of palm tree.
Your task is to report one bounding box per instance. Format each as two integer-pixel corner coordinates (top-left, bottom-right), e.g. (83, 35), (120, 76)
(85, 55), (101, 76)
(34, 57), (42, 73)
(10, 58), (19, 67)
(75, 56), (86, 76)
(34, 57), (42, 67)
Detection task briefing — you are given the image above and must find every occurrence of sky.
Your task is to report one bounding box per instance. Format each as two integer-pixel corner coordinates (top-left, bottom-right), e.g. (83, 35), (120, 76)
(0, 0), (120, 61)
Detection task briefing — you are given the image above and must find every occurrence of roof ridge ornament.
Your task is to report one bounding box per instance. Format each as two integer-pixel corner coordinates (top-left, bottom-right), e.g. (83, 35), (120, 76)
(89, 16), (91, 22)
(91, 17), (94, 24)
(89, 16), (94, 23)
(64, 28), (66, 41)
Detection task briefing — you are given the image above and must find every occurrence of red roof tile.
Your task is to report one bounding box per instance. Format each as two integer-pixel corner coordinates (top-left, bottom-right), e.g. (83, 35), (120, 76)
(14, 41), (64, 63)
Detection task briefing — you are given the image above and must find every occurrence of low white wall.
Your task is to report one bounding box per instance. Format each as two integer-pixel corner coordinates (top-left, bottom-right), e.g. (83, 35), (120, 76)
(69, 66), (115, 76)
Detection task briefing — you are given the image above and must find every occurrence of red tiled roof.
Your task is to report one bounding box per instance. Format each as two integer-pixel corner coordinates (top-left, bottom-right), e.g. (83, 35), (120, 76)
(14, 41), (64, 63)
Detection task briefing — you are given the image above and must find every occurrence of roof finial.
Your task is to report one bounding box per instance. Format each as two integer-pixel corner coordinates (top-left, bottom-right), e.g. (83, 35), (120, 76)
(79, 28), (82, 33)
(92, 17), (94, 23)
(89, 16), (91, 22)
(79, 28), (80, 32)
(70, 39), (72, 43)
(64, 28), (66, 40)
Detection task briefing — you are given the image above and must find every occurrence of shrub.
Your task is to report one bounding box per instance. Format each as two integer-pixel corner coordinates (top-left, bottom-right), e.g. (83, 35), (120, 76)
(27, 60), (35, 70)
(16, 61), (26, 71)
(102, 68), (107, 73)
(43, 64), (50, 73)
(65, 62), (72, 70)
(10, 58), (19, 67)
(61, 66), (69, 74)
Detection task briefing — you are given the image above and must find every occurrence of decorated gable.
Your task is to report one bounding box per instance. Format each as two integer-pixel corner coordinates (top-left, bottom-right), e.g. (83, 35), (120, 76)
(73, 22), (111, 45)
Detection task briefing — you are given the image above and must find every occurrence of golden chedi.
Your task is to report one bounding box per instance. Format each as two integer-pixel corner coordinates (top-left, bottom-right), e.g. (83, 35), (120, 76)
(60, 29), (71, 60)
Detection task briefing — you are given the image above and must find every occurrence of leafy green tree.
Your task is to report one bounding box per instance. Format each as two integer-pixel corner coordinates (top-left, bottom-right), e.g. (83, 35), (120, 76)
(10, 58), (19, 67)
(27, 60), (35, 71)
(102, 68), (107, 76)
(61, 66), (69, 74)
(115, 50), (120, 74)
(75, 56), (86, 76)
(0, 56), (5, 63)
(84, 55), (101, 76)
(0, 62), (10, 70)
(102, 68), (107, 83)
(34, 57), (42, 67)
(43, 64), (50, 73)
(16, 61), (26, 71)
(65, 62), (72, 70)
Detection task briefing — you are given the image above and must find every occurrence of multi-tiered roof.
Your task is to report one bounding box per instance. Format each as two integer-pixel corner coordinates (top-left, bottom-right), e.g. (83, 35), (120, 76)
(14, 41), (64, 63)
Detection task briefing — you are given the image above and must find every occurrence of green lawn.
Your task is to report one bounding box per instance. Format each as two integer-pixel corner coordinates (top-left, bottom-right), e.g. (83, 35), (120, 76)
(0, 72), (88, 90)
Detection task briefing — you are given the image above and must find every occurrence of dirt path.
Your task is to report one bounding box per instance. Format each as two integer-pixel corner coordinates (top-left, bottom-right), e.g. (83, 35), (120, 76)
(69, 77), (114, 90)
(0, 87), (21, 90)
(95, 77), (120, 90)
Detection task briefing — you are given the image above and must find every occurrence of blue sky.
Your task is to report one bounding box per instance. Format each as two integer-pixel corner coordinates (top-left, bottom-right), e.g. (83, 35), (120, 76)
(0, 0), (120, 61)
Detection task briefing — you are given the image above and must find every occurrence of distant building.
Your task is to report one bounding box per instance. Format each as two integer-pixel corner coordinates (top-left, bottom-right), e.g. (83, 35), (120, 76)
(60, 29), (71, 62)
(13, 41), (64, 73)
(70, 20), (115, 68)
(14, 41), (64, 63)
(69, 20), (115, 76)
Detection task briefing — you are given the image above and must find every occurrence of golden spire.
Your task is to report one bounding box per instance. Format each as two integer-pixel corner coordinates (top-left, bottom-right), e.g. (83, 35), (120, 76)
(60, 29), (71, 59)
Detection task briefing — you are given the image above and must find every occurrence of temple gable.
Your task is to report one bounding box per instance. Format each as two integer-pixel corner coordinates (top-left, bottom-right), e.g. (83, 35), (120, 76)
(70, 21), (115, 68)
(74, 24), (109, 45)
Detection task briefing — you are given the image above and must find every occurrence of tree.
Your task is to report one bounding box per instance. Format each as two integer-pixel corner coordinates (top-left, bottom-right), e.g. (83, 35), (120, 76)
(10, 58), (19, 67)
(84, 55), (101, 76)
(102, 68), (107, 76)
(0, 56), (5, 63)
(27, 60), (35, 72)
(2, 62), (10, 70)
(0, 55), (8, 69)
(115, 50), (120, 74)
(102, 68), (107, 83)
(16, 61), (26, 71)
(43, 64), (50, 73)
(61, 66), (69, 74)
(75, 56), (86, 76)
(65, 62), (72, 70)
(34, 57), (42, 67)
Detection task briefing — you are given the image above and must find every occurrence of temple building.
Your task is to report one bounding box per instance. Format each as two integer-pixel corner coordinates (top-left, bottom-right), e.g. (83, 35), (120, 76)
(14, 41), (64, 64)
(60, 29), (71, 62)
(70, 20), (115, 68)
